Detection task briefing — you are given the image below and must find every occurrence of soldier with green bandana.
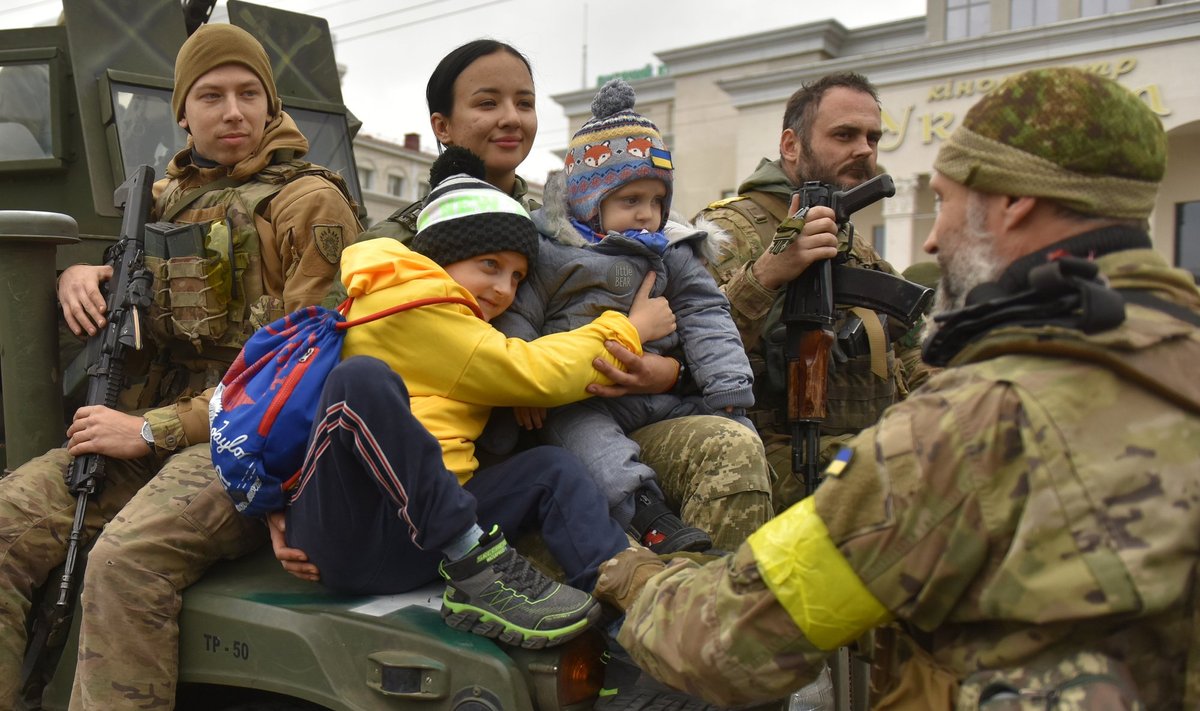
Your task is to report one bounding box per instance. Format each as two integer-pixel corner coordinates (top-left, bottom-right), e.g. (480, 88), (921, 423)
(594, 67), (1200, 710)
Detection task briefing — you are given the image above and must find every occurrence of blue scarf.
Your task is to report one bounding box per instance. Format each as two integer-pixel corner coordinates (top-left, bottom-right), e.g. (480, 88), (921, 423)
(570, 219), (669, 255)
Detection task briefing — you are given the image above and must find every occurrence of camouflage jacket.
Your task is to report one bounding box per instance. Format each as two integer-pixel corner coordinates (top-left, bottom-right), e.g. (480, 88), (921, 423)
(699, 158), (932, 438)
(609, 240), (1200, 709)
(134, 113), (360, 454)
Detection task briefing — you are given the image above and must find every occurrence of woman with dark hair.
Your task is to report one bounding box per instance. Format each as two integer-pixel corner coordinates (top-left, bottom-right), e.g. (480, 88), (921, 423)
(365, 39), (539, 240)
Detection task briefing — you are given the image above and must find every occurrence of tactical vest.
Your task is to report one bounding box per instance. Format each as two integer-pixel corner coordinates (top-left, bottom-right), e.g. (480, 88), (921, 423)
(707, 192), (899, 437)
(147, 159), (350, 351)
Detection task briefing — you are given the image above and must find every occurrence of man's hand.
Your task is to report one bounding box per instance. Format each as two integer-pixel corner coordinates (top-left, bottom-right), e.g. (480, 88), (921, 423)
(593, 545), (667, 613)
(268, 511), (320, 582)
(514, 407), (547, 430)
(57, 264), (113, 337)
(626, 272), (676, 344)
(65, 406), (151, 459)
(751, 202), (838, 291)
(587, 341), (678, 397)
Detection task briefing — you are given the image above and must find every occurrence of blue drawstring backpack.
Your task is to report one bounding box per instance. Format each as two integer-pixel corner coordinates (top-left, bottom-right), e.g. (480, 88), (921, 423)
(210, 296), (480, 517)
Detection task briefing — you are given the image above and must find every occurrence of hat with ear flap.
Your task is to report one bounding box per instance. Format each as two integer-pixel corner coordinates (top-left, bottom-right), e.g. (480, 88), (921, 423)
(411, 146), (540, 269)
(933, 66), (1165, 219)
(565, 79), (674, 232)
(172, 23), (281, 123)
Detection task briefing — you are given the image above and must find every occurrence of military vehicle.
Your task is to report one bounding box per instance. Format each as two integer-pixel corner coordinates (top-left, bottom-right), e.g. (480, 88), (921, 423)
(0, 1), (607, 709)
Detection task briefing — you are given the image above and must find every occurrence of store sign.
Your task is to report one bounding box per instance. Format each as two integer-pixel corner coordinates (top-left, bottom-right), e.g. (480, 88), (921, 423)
(880, 56), (1172, 151)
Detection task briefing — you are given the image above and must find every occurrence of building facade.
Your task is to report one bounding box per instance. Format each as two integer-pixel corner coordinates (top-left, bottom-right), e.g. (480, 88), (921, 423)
(552, 0), (1200, 275)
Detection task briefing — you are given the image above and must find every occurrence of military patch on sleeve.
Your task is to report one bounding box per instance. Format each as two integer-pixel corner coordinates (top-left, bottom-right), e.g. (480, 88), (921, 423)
(313, 224), (344, 264)
(824, 447), (854, 478)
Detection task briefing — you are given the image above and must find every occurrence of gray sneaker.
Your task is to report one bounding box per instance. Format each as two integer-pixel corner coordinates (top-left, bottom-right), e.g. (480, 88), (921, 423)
(439, 526), (601, 649)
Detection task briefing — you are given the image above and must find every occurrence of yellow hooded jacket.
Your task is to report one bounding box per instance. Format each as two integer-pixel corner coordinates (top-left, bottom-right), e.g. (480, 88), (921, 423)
(340, 240), (643, 483)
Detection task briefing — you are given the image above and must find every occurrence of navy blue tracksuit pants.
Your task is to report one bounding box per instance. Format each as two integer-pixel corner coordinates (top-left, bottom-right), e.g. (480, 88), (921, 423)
(286, 356), (628, 596)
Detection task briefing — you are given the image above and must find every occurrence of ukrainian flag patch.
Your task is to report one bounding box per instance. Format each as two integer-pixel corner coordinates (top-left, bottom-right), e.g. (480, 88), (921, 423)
(649, 147), (673, 169)
(824, 447), (853, 478)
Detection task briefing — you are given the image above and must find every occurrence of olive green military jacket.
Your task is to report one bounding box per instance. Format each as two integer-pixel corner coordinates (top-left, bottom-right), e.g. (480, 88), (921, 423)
(609, 246), (1200, 709)
(699, 158), (932, 509)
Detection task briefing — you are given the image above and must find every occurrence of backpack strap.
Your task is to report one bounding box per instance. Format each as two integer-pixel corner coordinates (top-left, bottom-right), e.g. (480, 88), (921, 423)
(336, 295), (483, 329)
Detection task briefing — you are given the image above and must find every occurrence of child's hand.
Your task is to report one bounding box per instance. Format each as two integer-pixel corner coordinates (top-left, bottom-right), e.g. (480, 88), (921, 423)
(627, 272), (676, 343)
(514, 406), (546, 430)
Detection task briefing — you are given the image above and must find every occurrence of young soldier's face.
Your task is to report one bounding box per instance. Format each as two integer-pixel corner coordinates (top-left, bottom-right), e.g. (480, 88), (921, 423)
(599, 179), (667, 234)
(179, 64), (270, 167)
(444, 250), (528, 322)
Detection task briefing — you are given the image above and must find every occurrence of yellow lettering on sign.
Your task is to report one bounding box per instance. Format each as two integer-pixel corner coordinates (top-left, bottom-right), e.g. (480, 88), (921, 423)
(880, 105), (914, 152)
(955, 80), (974, 98)
(928, 82), (951, 102)
(1115, 57), (1137, 76)
(1136, 85), (1171, 117)
(922, 112), (955, 144)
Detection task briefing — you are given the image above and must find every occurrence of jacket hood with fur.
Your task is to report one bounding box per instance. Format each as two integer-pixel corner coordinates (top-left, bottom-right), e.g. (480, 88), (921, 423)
(533, 170), (731, 265)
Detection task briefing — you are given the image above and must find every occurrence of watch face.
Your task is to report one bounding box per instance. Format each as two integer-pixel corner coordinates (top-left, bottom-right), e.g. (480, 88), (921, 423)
(141, 421), (154, 445)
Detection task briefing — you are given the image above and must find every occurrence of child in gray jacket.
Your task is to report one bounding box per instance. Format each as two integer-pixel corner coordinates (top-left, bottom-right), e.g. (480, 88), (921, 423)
(492, 80), (755, 554)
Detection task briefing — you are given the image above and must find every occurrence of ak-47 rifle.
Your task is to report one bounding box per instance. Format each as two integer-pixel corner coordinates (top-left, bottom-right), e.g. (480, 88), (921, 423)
(57, 164), (156, 608)
(772, 174), (931, 496)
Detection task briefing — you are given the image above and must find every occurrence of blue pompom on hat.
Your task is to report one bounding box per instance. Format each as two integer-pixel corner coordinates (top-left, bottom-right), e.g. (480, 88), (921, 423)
(564, 79), (673, 232)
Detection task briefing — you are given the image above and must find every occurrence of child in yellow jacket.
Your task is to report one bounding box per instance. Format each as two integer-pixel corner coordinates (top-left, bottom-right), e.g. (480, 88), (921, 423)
(284, 148), (675, 650)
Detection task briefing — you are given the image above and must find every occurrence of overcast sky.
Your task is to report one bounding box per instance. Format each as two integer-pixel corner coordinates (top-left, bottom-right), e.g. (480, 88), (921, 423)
(1, 0), (928, 181)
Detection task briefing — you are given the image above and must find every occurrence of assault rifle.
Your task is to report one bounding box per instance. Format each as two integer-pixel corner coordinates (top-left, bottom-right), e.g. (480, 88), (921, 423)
(775, 175), (931, 496)
(57, 164), (156, 608)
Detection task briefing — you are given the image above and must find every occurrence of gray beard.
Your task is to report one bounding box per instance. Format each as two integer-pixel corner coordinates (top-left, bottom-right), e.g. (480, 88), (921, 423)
(921, 205), (1005, 346)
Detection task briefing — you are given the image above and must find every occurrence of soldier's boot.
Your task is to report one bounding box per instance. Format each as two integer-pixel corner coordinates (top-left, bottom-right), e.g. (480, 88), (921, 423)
(595, 642), (725, 711)
(627, 487), (712, 555)
(440, 525), (601, 650)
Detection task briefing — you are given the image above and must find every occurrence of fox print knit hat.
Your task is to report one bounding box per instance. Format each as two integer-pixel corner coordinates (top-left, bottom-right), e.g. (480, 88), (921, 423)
(564, 79), (674, 232)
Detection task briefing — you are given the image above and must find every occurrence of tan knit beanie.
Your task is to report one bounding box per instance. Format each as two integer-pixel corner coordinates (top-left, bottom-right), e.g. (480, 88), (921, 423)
(172, 24), (280, 123)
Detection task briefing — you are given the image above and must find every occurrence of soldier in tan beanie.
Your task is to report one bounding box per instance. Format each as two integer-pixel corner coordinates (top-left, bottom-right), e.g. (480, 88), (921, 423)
(591, 66), (1200, 710)
(0, 22), (361, 711)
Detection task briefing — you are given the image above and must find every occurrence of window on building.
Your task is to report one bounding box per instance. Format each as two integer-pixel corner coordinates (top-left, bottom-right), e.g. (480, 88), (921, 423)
(358, 167), (374, 192)
(947, 0), (991, 39)
(872, 224), (886, 258)
(1010, 0), (1059, 28)
(387, 174), (404, 197)
(1176, 200), (1200, 281)
(1081, 0), (1131, 17)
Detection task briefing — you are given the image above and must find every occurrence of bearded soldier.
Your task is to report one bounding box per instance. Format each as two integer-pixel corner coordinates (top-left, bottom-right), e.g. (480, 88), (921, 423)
(697, 72), (933, 512)
(596, 67), (1199, 710)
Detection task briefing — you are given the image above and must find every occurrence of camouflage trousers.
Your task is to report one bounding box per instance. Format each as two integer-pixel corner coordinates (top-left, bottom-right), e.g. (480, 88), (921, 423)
(0, 447), (161, 709)
(628, 415), (772, 551)
(69, 443), (265, 710)
(518, 415), (772, 580)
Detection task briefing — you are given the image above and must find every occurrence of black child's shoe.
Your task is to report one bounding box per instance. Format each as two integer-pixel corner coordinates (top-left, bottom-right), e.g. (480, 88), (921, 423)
(626, 487), (712, 555)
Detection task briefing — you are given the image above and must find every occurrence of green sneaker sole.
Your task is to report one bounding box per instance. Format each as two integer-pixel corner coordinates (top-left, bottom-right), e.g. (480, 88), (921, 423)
(440, 597), (601, 650)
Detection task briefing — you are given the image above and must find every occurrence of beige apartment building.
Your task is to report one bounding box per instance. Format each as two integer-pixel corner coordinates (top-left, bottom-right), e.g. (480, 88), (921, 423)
(552, 0), (1200, 275)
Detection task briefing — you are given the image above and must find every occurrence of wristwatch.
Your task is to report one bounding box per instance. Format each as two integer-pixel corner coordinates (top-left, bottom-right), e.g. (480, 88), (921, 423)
(140, 419), (154, 449)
